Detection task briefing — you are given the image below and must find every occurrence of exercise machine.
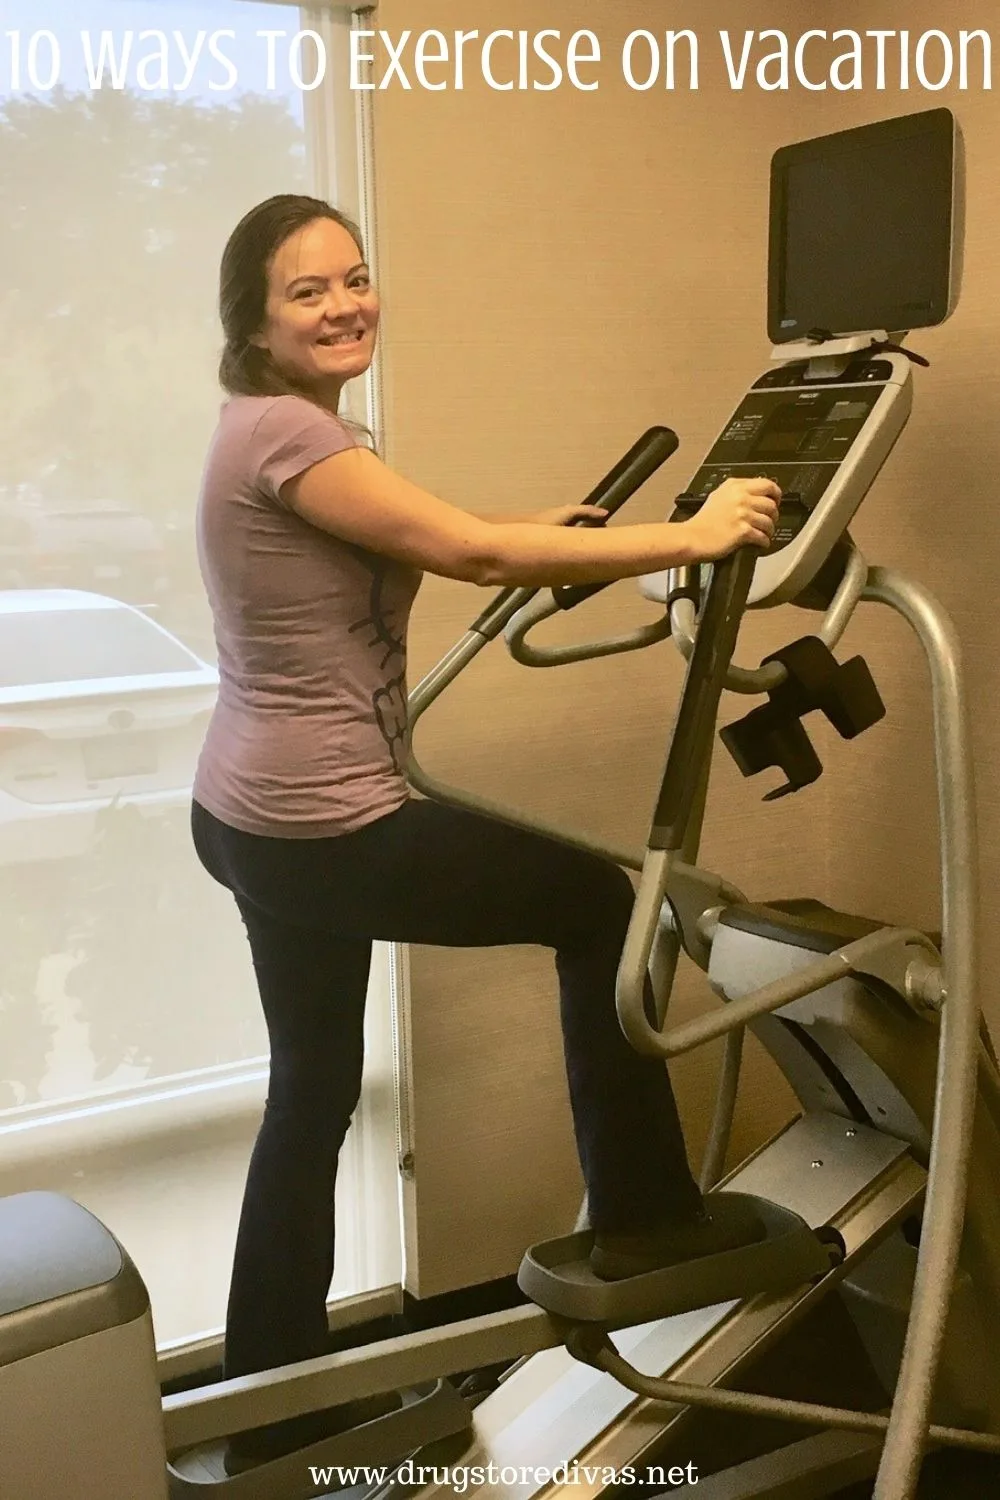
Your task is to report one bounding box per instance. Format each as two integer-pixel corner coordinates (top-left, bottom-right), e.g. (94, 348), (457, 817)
(0, 106), (992, 1500)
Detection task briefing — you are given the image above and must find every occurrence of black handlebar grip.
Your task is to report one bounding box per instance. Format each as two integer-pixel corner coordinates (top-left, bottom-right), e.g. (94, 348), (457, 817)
(469, 425), (678, 639)
(551, 426), (679, 612)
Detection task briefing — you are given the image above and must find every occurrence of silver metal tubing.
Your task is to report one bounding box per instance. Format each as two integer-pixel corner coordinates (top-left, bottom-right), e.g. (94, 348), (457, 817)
(583, 1338), (1000, 1457)
(699, 1027), (745, 1191)
(619, 912), (917, 1060)
(163, 1304), (562, 1450)
(406, 633), (642, 870)
(861, 569), (982, 1500)
(505, 593), (675, 667)
(819, 544), (869, 649)
(616, 849), (678, 1053)
(648, 914), (683, 1027)
(670, 599), (785, 694)
(646, 753), (716, 1044)
(668, 544), (869, 696)
(407, 631), (491, 720)
(640, 946), (852, 1057)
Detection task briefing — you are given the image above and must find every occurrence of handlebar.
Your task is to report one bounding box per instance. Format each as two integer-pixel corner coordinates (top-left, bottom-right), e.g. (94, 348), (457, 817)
(551, 425), (679, 611)
(467, 425), (678, 642)
(651, 547), (758, 851)
(669, 542), (870, 696)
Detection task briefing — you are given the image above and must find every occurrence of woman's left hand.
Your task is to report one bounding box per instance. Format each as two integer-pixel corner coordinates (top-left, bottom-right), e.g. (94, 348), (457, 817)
(526, 505), (608, 527)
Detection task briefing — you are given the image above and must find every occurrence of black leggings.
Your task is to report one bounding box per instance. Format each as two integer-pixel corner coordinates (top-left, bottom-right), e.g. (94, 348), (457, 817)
(191, 796), (701, 1379)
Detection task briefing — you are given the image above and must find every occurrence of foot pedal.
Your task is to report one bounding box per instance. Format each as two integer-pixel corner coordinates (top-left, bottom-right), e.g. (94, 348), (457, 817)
(166, 1378), (471, 1495)
(517, 1196), (840, 1325)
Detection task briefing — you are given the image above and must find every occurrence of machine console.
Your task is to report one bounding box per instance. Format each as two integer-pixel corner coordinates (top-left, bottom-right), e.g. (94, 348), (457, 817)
(641, 107), (961, 612)
(641, 352), (911, 609)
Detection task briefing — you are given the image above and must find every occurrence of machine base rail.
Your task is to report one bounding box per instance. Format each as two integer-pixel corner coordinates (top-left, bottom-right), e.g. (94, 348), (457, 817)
(517, 1196), (838, 1324)
(569, 1330), (1000, 1456)
(166, 1378), (471, 1496)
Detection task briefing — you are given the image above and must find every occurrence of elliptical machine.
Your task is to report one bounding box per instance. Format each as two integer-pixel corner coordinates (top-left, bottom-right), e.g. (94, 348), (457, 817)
(501, 104), (1000, 1500)
(0, 105), (994, 1500)
(381, 104), (999, 1500)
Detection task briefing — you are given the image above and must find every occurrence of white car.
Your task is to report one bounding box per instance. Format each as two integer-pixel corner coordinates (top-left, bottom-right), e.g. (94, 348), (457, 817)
(0, 589), (218, 866)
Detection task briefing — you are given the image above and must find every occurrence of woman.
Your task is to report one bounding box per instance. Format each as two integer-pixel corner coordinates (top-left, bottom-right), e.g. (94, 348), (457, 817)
(191, 193), (780, 1470)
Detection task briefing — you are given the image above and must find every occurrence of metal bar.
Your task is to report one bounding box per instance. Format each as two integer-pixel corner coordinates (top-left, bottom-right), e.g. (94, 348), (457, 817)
(678, 728), (717, 868)
(700, 1028), (745, 1191)
(818, 545), (869, 650)
(617, 554), (755, 1052)
(406, 634), (642, 870)
(622, 924), (924, 1061)
(862, 570), (982, 1500)
(648, 911), (683, 1029)
(162, 1304), (563, 1449)
(505, 593), (675, 668)
(658, 949), (851, 1055)
(407, 631), (492, 720)
(617, 848), (677, 1052)
(550, 426), (680, 612)
(585, 1340), (1000, 1456)
(620, 906), (911, 1062)
(651, 550), (757, 850)
(670, 598), (784, 695)
(668, 546), (869, 696)
(468, 586), (541, 642)
(647, 756), (716, 1026)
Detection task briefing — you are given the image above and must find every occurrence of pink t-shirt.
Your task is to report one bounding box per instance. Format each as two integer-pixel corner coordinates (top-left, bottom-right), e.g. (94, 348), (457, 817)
(193, 393), (422, 837)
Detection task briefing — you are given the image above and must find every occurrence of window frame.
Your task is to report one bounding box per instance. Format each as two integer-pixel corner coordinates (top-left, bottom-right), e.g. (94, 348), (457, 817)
(0, 1), (402, 1317)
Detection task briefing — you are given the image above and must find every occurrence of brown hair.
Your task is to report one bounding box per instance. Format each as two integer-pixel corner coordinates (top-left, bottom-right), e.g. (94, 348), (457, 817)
(218, 193), (367, 403)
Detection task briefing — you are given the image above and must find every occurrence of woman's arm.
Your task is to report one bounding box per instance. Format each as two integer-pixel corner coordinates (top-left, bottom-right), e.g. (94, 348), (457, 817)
(473, 506), (606, 525)
(282, 447), (779, 588)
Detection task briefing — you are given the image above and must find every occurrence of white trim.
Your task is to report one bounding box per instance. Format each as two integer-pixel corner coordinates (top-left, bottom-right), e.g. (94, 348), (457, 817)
(0, 1062), (394, 1170)
(388, 941), (413, 1286)
(156, 1284), (403, 1383)
(351, 5), (386, 453)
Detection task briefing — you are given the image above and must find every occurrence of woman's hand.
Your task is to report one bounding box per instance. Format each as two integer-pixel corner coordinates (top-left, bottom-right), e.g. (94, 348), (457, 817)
(525, 504), (608, 526)
(683, 478), (781, 560)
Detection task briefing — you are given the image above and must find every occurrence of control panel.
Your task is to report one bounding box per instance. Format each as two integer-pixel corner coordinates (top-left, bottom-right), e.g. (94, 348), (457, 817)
(640, 352), (912, 608)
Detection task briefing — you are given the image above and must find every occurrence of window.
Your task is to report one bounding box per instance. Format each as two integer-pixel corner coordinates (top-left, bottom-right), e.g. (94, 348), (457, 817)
(0, 0), (399, 1347)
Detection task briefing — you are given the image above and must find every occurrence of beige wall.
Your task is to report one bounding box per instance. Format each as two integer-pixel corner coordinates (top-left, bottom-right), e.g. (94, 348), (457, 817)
(371, 1), (994, 1294)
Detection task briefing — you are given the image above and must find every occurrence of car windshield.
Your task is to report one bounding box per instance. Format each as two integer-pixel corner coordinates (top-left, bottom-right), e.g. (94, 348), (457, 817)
(0, 606), (203, 688)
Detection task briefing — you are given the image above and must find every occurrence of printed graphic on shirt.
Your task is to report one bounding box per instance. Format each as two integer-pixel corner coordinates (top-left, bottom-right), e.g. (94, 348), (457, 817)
(347, 547), (410, 773)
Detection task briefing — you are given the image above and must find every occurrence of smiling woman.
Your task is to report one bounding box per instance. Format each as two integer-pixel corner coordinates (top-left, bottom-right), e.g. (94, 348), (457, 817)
(219, 201), (378, 407)
(188, 183), (778, 1469)
(254, 221), (378, 377)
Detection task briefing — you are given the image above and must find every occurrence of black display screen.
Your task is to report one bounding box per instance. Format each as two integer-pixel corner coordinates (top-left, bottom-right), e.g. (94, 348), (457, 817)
(747, 400), (821, 462)
(751, 426), (802, 458)
(768, 109), (958, 343)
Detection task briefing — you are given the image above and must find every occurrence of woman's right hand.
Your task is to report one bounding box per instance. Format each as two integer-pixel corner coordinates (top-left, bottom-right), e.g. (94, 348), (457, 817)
(682, 477), (782, 561)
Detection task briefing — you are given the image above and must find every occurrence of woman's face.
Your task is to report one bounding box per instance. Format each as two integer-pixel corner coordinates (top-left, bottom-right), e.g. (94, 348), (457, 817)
(251, 217), (379, 400)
